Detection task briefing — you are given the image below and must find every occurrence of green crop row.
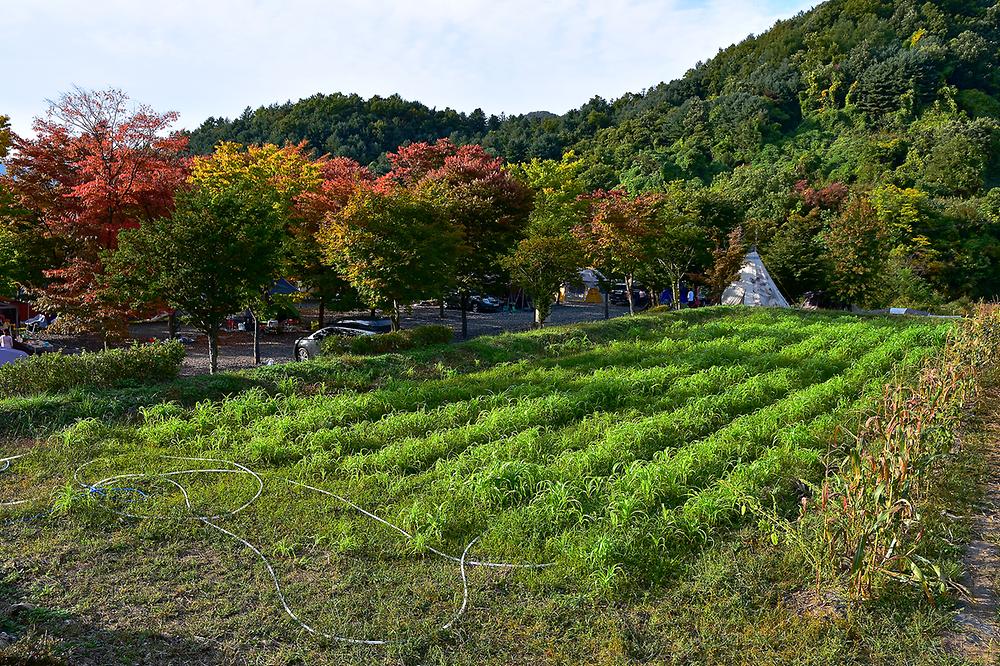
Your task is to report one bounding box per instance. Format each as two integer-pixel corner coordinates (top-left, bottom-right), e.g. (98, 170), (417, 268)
(46, 308), (952, 589)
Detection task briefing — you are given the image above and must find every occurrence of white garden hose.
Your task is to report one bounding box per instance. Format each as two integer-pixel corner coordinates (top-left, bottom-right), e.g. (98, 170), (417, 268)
(58, 454), (553, 645)
(0, 454), (29, 507)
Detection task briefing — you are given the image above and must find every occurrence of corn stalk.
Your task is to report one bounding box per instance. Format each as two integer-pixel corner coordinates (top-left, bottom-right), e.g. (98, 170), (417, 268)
(819, 304), (1000, 599)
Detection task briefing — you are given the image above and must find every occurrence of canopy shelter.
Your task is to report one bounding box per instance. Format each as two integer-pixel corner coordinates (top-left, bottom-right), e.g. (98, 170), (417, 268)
(721, 249), (790, 308)
(561, 269), (606, 304)
(269, 278), (300, 296)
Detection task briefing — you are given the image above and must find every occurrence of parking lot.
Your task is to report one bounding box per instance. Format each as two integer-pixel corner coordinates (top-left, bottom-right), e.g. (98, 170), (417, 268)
(24, 301), (634, 376)
(178, 301), (631, 375)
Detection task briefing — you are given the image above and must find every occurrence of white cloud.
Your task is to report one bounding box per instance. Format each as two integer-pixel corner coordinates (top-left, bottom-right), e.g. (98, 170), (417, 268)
(3, 0), (817, 136)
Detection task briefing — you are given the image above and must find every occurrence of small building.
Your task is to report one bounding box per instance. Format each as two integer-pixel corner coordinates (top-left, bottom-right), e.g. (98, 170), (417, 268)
(0, 298), (32, 327)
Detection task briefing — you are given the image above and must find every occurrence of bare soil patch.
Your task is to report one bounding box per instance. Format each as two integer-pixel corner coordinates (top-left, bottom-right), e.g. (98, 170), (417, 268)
(945, 386), (1000, 662)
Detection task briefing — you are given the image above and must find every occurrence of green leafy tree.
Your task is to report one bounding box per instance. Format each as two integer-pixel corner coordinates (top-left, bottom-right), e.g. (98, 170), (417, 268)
(765, 208), (831, 300)
(189, 141), (321, 361)
(383, 140), (532, 337)
(502, 235), (582, 328)
(293, 157), (374, 325)
(507, 153), (591, 323)
(574, 190), (655, 315)
(640, 197), (713, 309)
(824, 197), (890, 307)
(109, 185), (285, 374)
(319, 186), (461, 330)
(0, 115), (58, 299)
(0, 115), (17, 295)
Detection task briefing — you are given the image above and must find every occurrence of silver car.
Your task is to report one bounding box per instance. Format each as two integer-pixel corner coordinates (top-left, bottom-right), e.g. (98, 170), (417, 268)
(293, 319), (393, 361)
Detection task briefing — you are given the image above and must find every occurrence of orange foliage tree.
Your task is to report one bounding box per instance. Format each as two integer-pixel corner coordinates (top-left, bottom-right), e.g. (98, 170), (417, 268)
(3, 88), (189, 338)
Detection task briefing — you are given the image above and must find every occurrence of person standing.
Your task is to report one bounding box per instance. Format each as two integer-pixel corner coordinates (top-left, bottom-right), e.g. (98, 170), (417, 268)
(0, 328), (13, 348)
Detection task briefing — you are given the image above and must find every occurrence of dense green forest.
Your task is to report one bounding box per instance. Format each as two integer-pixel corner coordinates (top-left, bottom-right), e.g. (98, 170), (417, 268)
(189, 0), (1000, 193)
(187, 93), (498, 167)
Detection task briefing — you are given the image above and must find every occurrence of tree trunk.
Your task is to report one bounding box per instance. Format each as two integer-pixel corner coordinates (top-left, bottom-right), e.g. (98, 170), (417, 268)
(534, 307), (544, 329)
(603, 288), (610, 320)
(438, 297), (445, 319)
(391, 299), (401, 331)
(460, 291), (469, 339)
(673, 277), (682, 311)
(250, 309), (261, 365)
(167, 311), (178, 339)
(318, 295), (326, 328)
(625, 274), (635, 316)
(208, 329), (220, 375)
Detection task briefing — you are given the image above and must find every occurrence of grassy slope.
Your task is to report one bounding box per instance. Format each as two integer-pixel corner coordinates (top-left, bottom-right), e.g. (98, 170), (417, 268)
(0, 307), (977, 665)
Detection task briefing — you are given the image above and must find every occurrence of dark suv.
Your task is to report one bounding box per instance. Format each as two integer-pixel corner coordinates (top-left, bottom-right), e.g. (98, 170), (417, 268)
(444, 293), (503, 312)
(293, 319), (393, 361)
(608, 282), (650, 308)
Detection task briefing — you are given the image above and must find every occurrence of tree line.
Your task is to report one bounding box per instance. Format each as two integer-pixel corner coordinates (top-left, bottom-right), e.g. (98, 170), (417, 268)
(1, 70), (998, 371)
(0, 91), (742, 372)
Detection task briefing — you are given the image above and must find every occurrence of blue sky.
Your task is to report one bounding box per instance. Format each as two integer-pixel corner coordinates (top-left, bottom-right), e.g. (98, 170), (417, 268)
(4, 0), (817, 136)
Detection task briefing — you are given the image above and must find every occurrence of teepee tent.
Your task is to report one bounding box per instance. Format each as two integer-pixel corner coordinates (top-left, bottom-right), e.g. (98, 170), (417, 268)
(722, 249), (790, 308)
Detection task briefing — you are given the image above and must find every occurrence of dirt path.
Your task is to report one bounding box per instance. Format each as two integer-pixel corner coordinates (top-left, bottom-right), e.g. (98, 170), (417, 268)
(947, 386), (1000, 662)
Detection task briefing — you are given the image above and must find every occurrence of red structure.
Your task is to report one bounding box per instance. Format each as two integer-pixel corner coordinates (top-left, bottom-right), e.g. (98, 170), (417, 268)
(0, 298), (32, 327)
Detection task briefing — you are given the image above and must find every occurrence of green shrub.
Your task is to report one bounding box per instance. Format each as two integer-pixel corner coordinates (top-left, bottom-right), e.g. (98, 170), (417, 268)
(321, 325), (453, 356)
(404, 324), (454, 348)
(0, 340), (186, 397)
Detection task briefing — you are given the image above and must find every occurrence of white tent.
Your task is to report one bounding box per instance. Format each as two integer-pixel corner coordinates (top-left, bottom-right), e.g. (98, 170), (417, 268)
(722, 249), (790, 308)
(577, 269), (604, 290)
(562, 269), (605, 303)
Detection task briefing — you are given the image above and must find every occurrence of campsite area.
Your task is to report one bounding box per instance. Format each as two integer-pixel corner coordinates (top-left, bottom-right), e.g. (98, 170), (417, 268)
(4, 0), (1000, 663)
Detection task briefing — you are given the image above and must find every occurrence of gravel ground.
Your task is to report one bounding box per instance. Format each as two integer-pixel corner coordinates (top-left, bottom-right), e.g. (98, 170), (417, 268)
(24, 301), (635, 377)
(398, 302), (632, 338)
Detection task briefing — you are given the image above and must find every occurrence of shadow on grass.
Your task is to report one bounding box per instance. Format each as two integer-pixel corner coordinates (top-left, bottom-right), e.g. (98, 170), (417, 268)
(0, 577), (227, 665)
(0, 373), (263, 440)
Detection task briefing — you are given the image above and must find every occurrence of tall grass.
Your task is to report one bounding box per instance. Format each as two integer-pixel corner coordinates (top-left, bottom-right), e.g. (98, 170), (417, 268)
(812, 304), (1000, 599)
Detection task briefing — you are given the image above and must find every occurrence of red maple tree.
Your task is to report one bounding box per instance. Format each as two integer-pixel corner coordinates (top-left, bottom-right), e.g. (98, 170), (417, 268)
(4, 88), (189, 337)
(290, 156), (378, 325)
(295, 156), (376, 220)
(573, 189), (658, 315)
(380, 139), (532, 336)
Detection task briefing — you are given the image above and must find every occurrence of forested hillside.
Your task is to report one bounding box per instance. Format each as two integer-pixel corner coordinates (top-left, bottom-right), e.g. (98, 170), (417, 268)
(187, 93), (497, 167)
(187, 0), (1000, 311)
(486, 0), (1000, 192)
(190, 0), (1000, 194)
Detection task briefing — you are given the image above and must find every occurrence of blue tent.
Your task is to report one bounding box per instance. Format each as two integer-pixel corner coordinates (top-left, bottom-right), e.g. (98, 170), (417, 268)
(269, 278), (300, 296)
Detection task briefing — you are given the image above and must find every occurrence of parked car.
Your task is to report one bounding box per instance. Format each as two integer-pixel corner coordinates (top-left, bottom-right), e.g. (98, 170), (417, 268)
(0, 348), (28, 366)
(444, 293), (503, 312)
(608, 282), (650, 308)
(293, 319), (393, 361)
(12, 339), (52, 355)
